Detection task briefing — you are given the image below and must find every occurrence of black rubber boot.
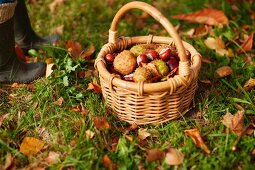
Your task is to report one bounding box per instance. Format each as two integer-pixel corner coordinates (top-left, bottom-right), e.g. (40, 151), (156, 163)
(0, 18), (46, 84)
(14, 0), (59, 52)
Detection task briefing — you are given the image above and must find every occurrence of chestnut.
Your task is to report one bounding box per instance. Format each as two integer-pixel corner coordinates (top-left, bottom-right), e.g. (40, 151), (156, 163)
(159, 48), (171, 61)
(107, 65), (117, 74)
(105, 53), (115, 64)
(137, 54), (149, 66)
(143, 50), (159, 60)
(166, 57), (179, 71)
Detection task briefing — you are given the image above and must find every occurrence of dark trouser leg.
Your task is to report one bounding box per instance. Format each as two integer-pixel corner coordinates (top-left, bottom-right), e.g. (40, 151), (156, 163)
(14, 0), (59, 52)
(0, 1), (46, 84)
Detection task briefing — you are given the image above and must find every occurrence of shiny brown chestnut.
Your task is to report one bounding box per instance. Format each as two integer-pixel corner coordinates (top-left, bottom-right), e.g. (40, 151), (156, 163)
(105, 53), (115, 63)
(137, 54), (149, 66)
(143, 50), (159, 60)
(159, 48), (171, 61)
(166, 57), (179, 71)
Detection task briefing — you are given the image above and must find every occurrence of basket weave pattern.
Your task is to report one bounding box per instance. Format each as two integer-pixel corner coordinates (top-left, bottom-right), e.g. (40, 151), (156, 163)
(95, 1), (201, 125)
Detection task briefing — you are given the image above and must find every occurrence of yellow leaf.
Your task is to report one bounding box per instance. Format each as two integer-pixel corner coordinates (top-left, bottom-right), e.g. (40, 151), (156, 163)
(20, 137), (45, 156)
(243, 78), (255, 91)
(215, 66), (233, 78)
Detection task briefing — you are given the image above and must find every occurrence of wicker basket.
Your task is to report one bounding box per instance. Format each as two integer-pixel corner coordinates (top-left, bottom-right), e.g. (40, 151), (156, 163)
(95, 1), (202, 125)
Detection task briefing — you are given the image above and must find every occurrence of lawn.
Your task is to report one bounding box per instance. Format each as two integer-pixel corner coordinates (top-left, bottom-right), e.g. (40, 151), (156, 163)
(0, 0), (255, 169)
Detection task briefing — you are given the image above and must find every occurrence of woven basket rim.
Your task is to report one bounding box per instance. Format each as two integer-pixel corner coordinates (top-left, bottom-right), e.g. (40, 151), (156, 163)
(96, 35), (201, 94)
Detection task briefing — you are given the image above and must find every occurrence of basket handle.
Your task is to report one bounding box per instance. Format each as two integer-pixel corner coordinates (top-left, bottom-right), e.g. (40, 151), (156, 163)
(109, 1), (190, 76)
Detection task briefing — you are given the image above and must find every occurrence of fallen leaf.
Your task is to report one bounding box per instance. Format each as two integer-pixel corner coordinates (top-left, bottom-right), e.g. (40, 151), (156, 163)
(20, 137), (45, 156)
(54, 97), (64, 106)
(49, 0), (65, 13)
(121, 123), (138, 134)
(93, 116), (110, 130)
(78, 70), (96, 78)
(222, 110), (246, 136)
(204, 37), (229, 56)
(70, 136), (78, 147)
(110, 136), (119, 152)
(3, 153), (15, 170)
(66, 40), (83, 59)
(103, 155), (112, 168)
(215, 66), (233, 78)
(11, 83), (21, 88)
(138, 128), (151, 140)
(80, 44), (95, 60)
(200, 79), (212, 84)
(184, 128), (211, 154)
(171, 8), (229, 26)
(86, 81), (102, 93)
(46, 63), (56, 78)
(0, 113), (9, 127)
(85, 130), (95, 139)
(182, 25), (211, 38)
(165, 148), (184, 165)
(52, 25), (64, 35)
(243, 78), (255, 91)
(146, 149), (165, 162)
(69, 103), (87, 115)
(237, 32), (254, 54)
(45, 151), (60, 164)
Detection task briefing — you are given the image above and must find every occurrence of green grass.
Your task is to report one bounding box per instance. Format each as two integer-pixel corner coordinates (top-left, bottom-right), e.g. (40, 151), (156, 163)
(1, 0), (255, 169)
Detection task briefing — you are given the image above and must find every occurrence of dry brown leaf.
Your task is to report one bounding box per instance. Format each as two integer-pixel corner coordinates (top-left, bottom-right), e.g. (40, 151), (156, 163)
(165, 148), (184, 165)
(184, 128), (211, 154)
(146, 149), (165, 162)
(215, 66), (233, 78)
(243, 78), (255, 91)
(93, 116), (110, 130)
(85, 130), (95, 139)
(204, 37), (229, 56)
(138, 128), (151, 140)
(222, 110), (246, 136)
(49, 0), (65, 13)
(171, 8), (229, 26)
(86, 81), (102, 94)
(3, 153), (15, 170)
(66, 40), (83, 59)
(54, 97), (64, 106)
(69, 103), (87, 115)
(20, 137), (45, 156)
(45, 151), (60, 164)
(78, 70), (95, 78)
(110, 136), (119, 152)
(11, 83), (21, 88)
(80, 44), (95, 60)
(200, 79), (212, 84)
(0, 113), (9, 127)
(46, 63), (56, 78)
(182, 25), (211, 38)
(237, 32), (254, 54)
(103, 155), (112, 168)
(52, 25), (64, 35)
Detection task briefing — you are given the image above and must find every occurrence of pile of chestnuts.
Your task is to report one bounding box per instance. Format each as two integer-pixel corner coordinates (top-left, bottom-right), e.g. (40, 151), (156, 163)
(104, 44), (189, 83)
